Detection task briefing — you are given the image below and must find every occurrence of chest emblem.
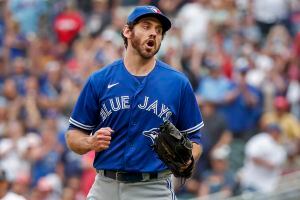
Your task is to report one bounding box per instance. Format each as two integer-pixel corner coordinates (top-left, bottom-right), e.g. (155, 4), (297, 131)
(143, 128), (160, 144)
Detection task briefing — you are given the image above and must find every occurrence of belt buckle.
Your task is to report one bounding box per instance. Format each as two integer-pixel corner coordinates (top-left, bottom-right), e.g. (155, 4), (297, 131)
(115, 171), (125, 181)
(142, 173), (150, 181)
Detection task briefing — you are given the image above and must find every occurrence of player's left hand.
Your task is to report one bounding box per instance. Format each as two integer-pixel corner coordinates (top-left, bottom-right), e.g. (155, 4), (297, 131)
(153, 121), (195, 178)
(179, 159), (193, 172)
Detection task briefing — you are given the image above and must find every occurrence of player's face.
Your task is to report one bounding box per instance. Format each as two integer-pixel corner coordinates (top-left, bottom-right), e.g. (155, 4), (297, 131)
(130, 17), (163, 59)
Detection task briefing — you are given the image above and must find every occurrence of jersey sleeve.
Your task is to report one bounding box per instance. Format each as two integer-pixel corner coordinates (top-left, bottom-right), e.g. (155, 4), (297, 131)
(176, 81), (204, 144)
(69, 75), (100, 133)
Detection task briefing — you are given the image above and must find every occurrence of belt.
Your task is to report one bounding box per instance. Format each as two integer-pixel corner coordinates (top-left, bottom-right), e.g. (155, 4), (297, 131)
(96, 170), (171, 183)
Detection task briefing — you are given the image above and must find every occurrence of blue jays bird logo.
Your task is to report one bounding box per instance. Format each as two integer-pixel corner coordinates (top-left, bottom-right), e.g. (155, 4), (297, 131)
(143, 128), (160, 144)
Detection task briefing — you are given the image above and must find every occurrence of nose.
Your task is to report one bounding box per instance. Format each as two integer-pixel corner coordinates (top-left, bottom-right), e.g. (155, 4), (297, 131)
(149, 28), (157, 37)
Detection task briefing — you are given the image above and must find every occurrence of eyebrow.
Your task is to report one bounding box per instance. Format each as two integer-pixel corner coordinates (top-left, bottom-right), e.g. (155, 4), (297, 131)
(140, 19), (163, 29)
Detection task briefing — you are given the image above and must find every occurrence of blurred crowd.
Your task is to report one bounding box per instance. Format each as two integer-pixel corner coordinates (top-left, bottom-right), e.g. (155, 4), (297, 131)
(0, 0), (299, 199)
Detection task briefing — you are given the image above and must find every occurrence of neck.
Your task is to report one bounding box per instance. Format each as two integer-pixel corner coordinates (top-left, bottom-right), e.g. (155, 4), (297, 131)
(123, 48), (156, 76)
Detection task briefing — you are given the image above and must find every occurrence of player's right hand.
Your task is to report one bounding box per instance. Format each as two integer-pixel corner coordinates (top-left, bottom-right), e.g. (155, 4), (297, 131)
(88, 127), (114, 152)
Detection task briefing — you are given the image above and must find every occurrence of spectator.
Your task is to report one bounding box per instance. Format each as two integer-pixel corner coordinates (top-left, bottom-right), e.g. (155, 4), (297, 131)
(221, 63), (263, 140)
(196, 58), (231, 105)
(10, 171), (31, 199)
(198, 145), (236, 198)
(53, 0), (84, 49)
(0, 120), (30, 181)
(245, 54), (273, 90)
(264, 25), (291, 56)
(157, 0), (184, 17)
(3, 19), (28, 61)
(195, 99), (231, 179)
(10, 57), (29, 96)
(238, 124), (287, 193)
(7, 0), (47, 37)
(23, 75), (42, 132)
(0, 169), (26, 200)
(260, 96), (300, 140)
(286, 64), (300, 120)
(85, 0), (111, 37)
(60, 147), (83, 180)
(35, 173), (63, 200)
(252, 0), (290, 37)
(39, 61), (69, 115)
(29, 125), (62, 187)
(176, 0), (211, 50)
(64, 176), (85, 200)
(240, 14), (262, 44)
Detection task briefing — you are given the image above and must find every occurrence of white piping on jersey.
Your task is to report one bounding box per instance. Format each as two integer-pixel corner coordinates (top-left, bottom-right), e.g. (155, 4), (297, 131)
(107, 82), (119, 89)
(69, 117), (95, 130)
(180, 121), (204, 134)
(166, 178), (176, 200)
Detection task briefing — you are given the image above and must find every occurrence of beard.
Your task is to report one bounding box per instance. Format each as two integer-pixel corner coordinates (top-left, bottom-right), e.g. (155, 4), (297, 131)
(131, 31), (161, 59)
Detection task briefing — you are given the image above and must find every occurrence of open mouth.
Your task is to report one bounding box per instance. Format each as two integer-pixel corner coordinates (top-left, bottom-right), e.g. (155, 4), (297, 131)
(146, 40), (155, 48)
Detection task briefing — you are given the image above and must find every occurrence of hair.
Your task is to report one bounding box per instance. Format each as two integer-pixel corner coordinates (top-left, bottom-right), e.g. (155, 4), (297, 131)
(121, 20), (167, 49)
(121, 22), (135, 49)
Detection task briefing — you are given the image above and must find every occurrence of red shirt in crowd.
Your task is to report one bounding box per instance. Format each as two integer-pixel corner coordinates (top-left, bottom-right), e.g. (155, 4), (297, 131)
(54, 11), (84, 44)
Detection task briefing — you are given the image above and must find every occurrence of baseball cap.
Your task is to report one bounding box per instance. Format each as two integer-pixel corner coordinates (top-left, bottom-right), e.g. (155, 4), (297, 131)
(274, 96), (289, 110)
(266, 123), (282, 133)
(127, 6), (171, 32)
(204, 59), (220, 71)
(235, 57), (249, 73)
(211, 145), (230, 160)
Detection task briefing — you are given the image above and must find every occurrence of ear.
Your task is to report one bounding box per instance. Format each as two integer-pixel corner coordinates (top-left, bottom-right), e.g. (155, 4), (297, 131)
(123, 25), (133, 39)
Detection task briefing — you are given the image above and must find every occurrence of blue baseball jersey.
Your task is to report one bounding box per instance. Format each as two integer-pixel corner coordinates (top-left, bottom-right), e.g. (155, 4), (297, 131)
(69, 59), (204, 173)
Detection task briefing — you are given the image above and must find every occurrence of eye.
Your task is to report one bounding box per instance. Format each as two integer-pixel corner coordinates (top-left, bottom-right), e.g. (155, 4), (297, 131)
(142, 24), (150, 30)
(156, 27), (163, 34)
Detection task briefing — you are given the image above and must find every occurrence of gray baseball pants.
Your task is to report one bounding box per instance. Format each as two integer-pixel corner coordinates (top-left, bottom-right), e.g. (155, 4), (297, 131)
(87, 173), (176, 200)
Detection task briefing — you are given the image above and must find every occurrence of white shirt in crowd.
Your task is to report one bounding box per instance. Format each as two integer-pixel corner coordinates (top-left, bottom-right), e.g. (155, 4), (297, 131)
(176, 2), (211, 49)
(253, 0), (289, 23)
(239, 133), (287, 193)
(0, 192), (26, 200)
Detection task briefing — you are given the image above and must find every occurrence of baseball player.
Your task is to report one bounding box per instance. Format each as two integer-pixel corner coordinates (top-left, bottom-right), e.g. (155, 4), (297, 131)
(66, 5), (204, 200)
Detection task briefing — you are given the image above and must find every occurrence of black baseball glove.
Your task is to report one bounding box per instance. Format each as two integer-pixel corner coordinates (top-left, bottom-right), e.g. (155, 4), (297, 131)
(153, 121), (194, 178)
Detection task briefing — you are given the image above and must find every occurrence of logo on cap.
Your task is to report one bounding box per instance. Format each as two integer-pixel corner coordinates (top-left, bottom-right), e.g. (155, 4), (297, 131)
(149, 6), (161, 14)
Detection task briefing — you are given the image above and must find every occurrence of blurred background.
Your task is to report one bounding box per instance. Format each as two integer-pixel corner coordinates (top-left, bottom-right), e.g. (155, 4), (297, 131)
(0, 0), (299, 199)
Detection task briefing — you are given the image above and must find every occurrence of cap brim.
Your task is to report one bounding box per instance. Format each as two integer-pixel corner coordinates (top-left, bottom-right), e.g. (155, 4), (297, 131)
(131, 13), (171, 32)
